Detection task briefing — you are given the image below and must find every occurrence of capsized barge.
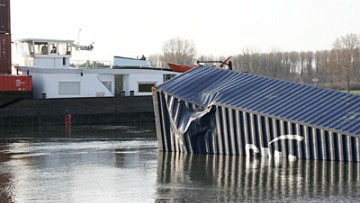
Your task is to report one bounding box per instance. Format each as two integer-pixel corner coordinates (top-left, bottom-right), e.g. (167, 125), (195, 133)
(152, 66), (360, 162)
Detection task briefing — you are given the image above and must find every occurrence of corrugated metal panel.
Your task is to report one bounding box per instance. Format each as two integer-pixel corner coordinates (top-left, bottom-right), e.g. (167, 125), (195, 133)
(153, 67), (360, 162)
(156, 67), (360, 137)
(0, 34), (11, 74)
(0, 0), (10, 34)
(0, 75), (32, 91)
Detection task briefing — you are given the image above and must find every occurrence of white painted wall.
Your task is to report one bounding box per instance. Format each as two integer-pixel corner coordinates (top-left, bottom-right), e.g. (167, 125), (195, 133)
(34, 56), (70, 69)
(98, 74), (114, 93)
(20, 65), (179, 99)
(127, 73), (164, 96)
(122, 75), (130, 96)
(30, 71), (114, 99)
(18, 55), (70, 69)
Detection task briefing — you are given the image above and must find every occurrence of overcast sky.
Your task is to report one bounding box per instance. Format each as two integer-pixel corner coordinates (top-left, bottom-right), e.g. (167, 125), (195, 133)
(10, 0), (360, 61)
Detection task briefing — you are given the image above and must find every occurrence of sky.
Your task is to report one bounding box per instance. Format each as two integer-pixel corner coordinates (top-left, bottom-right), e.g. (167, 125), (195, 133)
(10, 0), (360, 61)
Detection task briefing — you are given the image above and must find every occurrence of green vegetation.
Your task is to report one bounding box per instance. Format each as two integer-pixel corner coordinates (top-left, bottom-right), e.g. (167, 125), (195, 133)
(349, 90), (360, 95)
(341, 90), (360, 94)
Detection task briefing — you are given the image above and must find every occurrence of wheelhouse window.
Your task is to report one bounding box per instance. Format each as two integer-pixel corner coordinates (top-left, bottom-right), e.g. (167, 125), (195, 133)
(34, 42), (49, 55)
(65, 43), (72, 55)
(19, 41), (72, 56)
(138, 83), (156, 93)
(49, 42), (58, 54)
(16, 41), (32, 56)
(49, 42), (72, 55)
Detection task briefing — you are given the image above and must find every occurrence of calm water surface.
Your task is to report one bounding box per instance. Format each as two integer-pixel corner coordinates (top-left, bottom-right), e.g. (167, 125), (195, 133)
(0, 124), (359, 202)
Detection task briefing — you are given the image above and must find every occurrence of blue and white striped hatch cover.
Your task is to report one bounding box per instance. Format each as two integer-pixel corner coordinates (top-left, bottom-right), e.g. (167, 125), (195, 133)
(156, 66), (360, 137)
(153, 66), (360, 162)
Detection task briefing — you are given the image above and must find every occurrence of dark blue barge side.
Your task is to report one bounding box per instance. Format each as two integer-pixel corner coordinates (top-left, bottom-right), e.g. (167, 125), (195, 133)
(0, 96), (154, 126)
(152, 66), (360, 162)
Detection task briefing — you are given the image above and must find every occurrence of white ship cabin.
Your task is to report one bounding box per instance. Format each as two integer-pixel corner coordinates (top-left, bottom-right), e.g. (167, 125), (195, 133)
(14, 38), (178, 99)
(15, 38), (74, 69)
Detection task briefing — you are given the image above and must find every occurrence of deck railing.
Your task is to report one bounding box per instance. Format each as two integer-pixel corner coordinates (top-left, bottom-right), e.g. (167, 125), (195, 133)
(70, 60), (111, 69)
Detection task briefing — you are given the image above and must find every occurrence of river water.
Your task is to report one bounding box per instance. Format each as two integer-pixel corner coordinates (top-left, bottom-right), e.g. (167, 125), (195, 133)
(0, 124), (359, 202)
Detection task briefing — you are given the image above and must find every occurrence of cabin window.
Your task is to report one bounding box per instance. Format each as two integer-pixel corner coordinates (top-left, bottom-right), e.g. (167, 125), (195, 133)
(49, 43), (58, 54)
(66, 43), (72, 55)
(163, 74), (176, 82)
(59, 82), (81, 95)
(138, 83), (156, 93)
(34, 42), (49, 55)
(57, 43), (71, 55)
(16, 41), (32, 56)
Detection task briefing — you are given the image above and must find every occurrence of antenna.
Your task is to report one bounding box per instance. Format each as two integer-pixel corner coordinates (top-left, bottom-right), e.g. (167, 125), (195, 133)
(77, 28), (81, 46)
(73, 28), (94, 51)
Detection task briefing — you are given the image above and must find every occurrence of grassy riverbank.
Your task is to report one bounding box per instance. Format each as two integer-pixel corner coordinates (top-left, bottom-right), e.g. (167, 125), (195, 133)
(343, 90), (360, 95)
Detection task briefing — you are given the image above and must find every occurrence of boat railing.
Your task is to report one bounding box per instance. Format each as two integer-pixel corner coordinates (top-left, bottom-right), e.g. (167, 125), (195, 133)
(70, 60), (112, 69)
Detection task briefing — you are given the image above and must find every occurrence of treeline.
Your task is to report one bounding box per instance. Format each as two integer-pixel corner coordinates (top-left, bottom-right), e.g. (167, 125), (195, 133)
(148, 34), (360, 91)
(202, 48), (360, 90)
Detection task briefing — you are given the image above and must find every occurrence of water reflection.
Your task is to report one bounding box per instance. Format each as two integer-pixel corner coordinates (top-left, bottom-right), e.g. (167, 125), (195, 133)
(156, 153), (360, 202)
(0, 153), (12, 203)
(0, 124), (158, 202)
(0, 123), (359, 202)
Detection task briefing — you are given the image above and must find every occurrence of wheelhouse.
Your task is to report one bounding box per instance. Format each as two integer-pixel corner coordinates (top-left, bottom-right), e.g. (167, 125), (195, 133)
(16, 38), (74, 69)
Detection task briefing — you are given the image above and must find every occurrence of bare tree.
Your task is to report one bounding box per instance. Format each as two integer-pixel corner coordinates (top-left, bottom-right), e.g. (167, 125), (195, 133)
(147, 54), (163, 67)
(332, 33), (360, 92)
(314, 50), (332, 86)
(354, 47), (360, 84)
(161, 37), (197, 65)
(148, 33), (360, 91)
